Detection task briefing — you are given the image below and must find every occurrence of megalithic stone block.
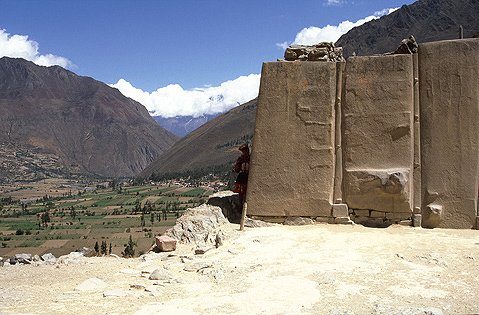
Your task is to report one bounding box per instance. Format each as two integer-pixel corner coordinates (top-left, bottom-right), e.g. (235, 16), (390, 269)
(247, 61), (338, 218)
(419, 39), (479, 229)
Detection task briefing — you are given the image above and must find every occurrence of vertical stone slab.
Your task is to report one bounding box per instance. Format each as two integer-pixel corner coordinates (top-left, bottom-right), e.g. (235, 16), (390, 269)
(412, 53), (422, 214)
(342, 55), (414, 213)
(247, 62), (337, 217)
(333, 62), (346, 203)
(419, 39), (479, 229)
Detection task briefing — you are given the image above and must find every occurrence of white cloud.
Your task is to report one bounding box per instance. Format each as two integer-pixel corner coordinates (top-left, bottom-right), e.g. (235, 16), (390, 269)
(276, 41), (289, 50)
(289, 7), (399, 46)
(0, 29), (72, 68)
(324, 0), (344, 6)
(110, 74), (261, 118)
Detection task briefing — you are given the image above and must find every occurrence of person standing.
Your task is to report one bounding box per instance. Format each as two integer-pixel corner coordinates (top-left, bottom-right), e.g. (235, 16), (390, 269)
(233, 143), (250, 205)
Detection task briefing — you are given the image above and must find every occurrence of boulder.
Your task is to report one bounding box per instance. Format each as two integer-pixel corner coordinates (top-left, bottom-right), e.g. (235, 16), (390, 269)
(422, 204), (443, 228)
(244, 217), (275, 228)
(207, 191), (242, 223)
(41, 253), (57, 264)
(57, 251), (85, 265)
(165, 204), (228, 246)
(155, 235), (177, 252)
(75, 247), (95, 257)
(14, 253), (32, 264)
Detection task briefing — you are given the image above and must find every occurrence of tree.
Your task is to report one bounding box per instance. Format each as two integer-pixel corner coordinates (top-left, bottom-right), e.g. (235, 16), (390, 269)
(41, 211), (50, 228)
(134, 198), (141, 213)
(94, 241), (99, 255)
(122, 235), (135, 258)
(70, 206), (76, 219)
(100, 240), (107, 255)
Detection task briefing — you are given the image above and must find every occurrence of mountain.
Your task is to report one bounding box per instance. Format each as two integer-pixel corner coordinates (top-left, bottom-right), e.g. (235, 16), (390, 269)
(153, 113), (220, 138)
(138, 99), (257, 180)
(336, 0), (479, 57)
(0, 57), (178, 180)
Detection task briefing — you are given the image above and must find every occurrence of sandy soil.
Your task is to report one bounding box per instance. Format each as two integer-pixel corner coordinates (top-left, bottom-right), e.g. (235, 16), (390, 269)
(1, 223), (478, 315)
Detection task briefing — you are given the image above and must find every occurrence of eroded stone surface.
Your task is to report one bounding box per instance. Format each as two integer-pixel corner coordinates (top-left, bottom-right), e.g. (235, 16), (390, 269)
(344, 169), (411, 212)
(246, 39), (479, 229)
(419, 39), (479, 229)
(247, 62), (338, 218)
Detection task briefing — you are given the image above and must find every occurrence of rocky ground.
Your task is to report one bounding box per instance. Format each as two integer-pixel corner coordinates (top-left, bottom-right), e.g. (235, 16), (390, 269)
(1, 218), (479, 315)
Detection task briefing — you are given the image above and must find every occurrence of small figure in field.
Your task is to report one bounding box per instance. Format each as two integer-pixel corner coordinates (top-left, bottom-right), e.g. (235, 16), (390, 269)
(233, 143), (250, 205)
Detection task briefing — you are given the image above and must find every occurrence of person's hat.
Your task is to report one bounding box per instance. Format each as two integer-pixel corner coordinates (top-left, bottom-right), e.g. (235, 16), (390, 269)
(238, 143), (249, 151)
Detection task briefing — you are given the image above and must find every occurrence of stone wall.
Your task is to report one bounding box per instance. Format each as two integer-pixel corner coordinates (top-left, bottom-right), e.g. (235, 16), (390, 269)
(419, 39), (479, 229)
(246, 38), (479, 229)
(247, 62), (337, 217)
(342, 54), (414, 222)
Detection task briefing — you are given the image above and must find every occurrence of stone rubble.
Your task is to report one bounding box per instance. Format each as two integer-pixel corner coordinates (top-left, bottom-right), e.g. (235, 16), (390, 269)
(283, 42), (345, 62)
(392, 35), (419, 54)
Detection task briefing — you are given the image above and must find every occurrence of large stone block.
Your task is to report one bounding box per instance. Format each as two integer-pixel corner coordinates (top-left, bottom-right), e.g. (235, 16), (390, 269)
(419, 39), (479, 229)
(343, 54), (414, 214)
(332, 204), (348, 217)
(344, 169), (411, 212)
(247, 62), (338, 217)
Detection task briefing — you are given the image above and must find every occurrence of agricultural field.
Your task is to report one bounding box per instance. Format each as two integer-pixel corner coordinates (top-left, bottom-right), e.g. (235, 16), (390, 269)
(0, 181), (214, 258)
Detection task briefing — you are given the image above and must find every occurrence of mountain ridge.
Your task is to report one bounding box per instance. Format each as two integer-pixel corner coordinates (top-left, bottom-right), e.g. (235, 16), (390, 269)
(0, 57), (178, 180)
(336, 0), (479, 57)
(138, 98), (257, 180)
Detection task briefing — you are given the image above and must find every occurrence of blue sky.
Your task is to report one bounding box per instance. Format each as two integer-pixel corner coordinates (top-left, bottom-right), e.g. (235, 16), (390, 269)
(0, 0), (414, 117)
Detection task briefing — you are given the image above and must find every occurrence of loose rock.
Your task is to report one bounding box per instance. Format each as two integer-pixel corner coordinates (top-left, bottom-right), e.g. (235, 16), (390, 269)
(155, 235), (177, 252)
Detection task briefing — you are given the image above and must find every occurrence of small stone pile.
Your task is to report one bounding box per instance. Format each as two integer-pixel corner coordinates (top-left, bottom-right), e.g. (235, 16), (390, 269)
(2, 247), (97, 267)
(393, 35), (418, 54)
(284, 42), (345, 62)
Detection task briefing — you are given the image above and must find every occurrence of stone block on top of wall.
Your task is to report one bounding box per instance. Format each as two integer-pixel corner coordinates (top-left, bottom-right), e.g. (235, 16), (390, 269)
(344, 169), (411, 213)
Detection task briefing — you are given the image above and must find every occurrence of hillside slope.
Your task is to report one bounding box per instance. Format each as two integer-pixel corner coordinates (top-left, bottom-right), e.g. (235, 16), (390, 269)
(336, 0), (479, 56)
(0, 57), (178, 180)
(138, 99), (257, 179)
